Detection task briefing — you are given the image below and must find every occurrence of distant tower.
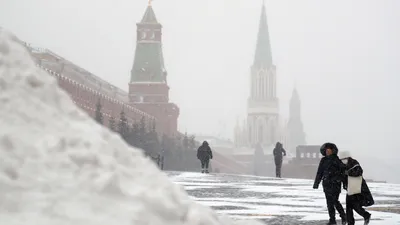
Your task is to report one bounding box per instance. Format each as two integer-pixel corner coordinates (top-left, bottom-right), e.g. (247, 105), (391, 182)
(247, 2), (279, 147)
(286, 87), (306, 152)
(129, 2), (179, 136)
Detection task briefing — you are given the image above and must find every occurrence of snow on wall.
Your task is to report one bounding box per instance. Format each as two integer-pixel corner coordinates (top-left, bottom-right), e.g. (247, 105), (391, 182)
(0, 28), (263, 225)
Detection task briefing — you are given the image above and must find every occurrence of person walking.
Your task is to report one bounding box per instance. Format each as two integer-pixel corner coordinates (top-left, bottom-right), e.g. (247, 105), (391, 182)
(273, 142), (286, 178)
(341, 154), (374, 225)
(197, 141), (213, 173)
(313, 142), (347, 225)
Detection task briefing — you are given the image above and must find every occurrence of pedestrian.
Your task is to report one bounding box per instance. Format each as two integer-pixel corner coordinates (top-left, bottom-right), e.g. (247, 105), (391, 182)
(197, 141), (213, 173)
(340, 153), (374, 225)
(159, 149), (165, 170)
(313, 142), (347, 225)
(273, 142), (286, 178)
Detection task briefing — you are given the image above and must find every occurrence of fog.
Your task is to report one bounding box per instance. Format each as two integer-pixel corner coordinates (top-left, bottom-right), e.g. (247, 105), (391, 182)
(1, 0), (399, 182)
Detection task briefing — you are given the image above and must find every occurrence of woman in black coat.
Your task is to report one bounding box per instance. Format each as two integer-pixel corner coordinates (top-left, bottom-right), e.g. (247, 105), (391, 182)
(314, 143), (347, 225)
(342, 157), (374, 225)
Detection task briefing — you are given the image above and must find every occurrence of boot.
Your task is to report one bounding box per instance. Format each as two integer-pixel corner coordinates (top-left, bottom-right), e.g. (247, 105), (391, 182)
(364, 214), (371, 225)
(201, 169), (204, 173)
(341, 218), (347, 225)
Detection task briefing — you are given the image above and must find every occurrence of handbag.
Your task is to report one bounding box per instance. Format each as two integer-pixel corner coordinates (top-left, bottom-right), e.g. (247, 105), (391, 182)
(347, 175), (363, 195)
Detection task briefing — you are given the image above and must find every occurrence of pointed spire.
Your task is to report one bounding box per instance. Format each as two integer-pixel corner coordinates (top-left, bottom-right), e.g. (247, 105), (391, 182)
(289, 86), (301, 119)
(291, 87), (300, 103)
(141, 2), (158, 24)
(253, 1), (273, 69)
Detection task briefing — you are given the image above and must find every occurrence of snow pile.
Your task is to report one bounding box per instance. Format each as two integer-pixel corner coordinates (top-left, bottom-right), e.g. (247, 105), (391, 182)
(0, 29), (263, 225)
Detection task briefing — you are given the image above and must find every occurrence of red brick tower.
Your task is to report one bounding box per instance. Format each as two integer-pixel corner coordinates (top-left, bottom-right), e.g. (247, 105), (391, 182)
(129, 2), (179, 136)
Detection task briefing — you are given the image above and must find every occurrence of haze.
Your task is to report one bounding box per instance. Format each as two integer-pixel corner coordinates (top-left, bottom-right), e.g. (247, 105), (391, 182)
(0, 0), (399, 182)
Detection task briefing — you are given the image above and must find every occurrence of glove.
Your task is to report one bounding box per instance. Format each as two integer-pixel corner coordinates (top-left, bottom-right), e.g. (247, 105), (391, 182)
(313, 184), (319, 189)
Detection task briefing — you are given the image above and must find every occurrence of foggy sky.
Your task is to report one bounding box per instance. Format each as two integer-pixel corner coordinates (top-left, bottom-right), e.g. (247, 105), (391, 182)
(1, 0), (399, 180)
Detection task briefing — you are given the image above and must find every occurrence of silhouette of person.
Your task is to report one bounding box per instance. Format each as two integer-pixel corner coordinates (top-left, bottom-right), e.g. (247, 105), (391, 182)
(273, 142), (286, 178)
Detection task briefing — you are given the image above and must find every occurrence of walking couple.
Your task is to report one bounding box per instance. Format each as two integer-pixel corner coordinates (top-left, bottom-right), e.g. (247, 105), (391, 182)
(313, 143), (374, 225)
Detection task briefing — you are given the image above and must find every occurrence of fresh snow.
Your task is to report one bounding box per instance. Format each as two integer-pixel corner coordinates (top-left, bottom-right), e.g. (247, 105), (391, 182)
(0, 29), (263, 225)
(170, 172), (400, 224)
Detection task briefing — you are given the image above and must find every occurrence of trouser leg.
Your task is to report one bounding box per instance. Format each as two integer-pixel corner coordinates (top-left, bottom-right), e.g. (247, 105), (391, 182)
(275, 161), (282, 178)
(353, 201), (370, 219)
(333, 193), (346, 219)
(201, 160), (205, 173)
(325, 192), (337, 223)
(346, 196), (355, 225)
(204, 159), (210, 173)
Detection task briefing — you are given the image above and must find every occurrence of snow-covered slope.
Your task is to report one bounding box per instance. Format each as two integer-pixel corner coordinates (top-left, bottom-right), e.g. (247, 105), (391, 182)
(0, 29), (263, 225)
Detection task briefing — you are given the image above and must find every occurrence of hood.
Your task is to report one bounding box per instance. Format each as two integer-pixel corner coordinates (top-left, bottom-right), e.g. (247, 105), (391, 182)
(320, 142), (339, 156)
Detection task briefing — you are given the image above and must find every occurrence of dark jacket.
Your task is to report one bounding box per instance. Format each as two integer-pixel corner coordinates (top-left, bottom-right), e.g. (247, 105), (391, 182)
(313, 152), (346, 194)
(197, 141), (213, 161)
(273, 142), (286, 162)
(343, 157), (375, 207)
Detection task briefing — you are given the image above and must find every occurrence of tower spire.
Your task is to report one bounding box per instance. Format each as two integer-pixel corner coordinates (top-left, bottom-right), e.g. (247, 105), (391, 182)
(141, 1), (158, 23)
(253, 1), (273, 69)
(131, 3), (165, 83)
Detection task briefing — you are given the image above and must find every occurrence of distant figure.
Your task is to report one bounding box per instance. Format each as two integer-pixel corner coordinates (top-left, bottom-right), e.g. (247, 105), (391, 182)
(341, 154), (374, 225)
(313, 142), (347, 225)
(253, 143), (265, 176)
(197, 141), (213, 173)
(159, 149), (165, 170)
(273, 142), (286, 178)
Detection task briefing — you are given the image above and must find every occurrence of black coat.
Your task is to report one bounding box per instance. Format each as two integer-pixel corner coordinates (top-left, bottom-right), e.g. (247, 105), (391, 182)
(273, 145), (286, 162)
(197, 142), (213, 161)
(313, 154), (346, 194)
(343, 158), (375, 207)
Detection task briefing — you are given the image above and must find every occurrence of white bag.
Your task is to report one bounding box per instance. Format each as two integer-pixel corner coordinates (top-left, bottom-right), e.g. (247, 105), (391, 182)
(347, 176), (363, 195)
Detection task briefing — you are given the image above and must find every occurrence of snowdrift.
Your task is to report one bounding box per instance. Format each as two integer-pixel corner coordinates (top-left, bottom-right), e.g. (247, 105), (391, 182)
(0, 28), (263, 225)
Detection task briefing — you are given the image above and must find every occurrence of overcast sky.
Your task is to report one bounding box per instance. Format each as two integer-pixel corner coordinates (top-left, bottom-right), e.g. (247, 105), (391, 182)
(1, 0), (399, 180)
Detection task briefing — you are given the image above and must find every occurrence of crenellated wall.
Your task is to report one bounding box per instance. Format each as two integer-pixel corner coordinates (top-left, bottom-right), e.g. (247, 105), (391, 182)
(40, 66), (156, 128)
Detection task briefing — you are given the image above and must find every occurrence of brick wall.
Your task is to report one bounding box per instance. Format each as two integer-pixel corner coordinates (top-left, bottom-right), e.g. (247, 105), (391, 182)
(41, 67), (155, 127)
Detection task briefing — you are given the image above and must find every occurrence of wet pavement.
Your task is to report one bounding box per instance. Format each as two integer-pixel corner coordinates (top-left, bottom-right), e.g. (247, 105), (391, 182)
(168, 172), (400, 225)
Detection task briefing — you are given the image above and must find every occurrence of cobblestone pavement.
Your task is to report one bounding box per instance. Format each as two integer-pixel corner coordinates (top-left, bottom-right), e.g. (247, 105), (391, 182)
(168, 172), (400, 225)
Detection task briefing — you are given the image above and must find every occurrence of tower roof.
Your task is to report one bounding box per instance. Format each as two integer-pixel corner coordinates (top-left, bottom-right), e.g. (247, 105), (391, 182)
(131, 3), (166, 83)
(253, 2), (273, 68)
(141, 5), (158, 24)
(291, 87), (300, 102)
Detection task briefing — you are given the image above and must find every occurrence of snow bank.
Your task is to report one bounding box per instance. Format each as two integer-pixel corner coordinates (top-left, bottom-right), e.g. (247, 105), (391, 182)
(0, 29), (263, 225)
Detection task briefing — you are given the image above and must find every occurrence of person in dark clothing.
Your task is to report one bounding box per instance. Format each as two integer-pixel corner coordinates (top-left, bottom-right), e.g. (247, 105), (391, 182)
(313, 142), (347, 225)
(197, 141), (213, 173)
(341, 156), (373, 225)
(273, 142), (286, 178)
